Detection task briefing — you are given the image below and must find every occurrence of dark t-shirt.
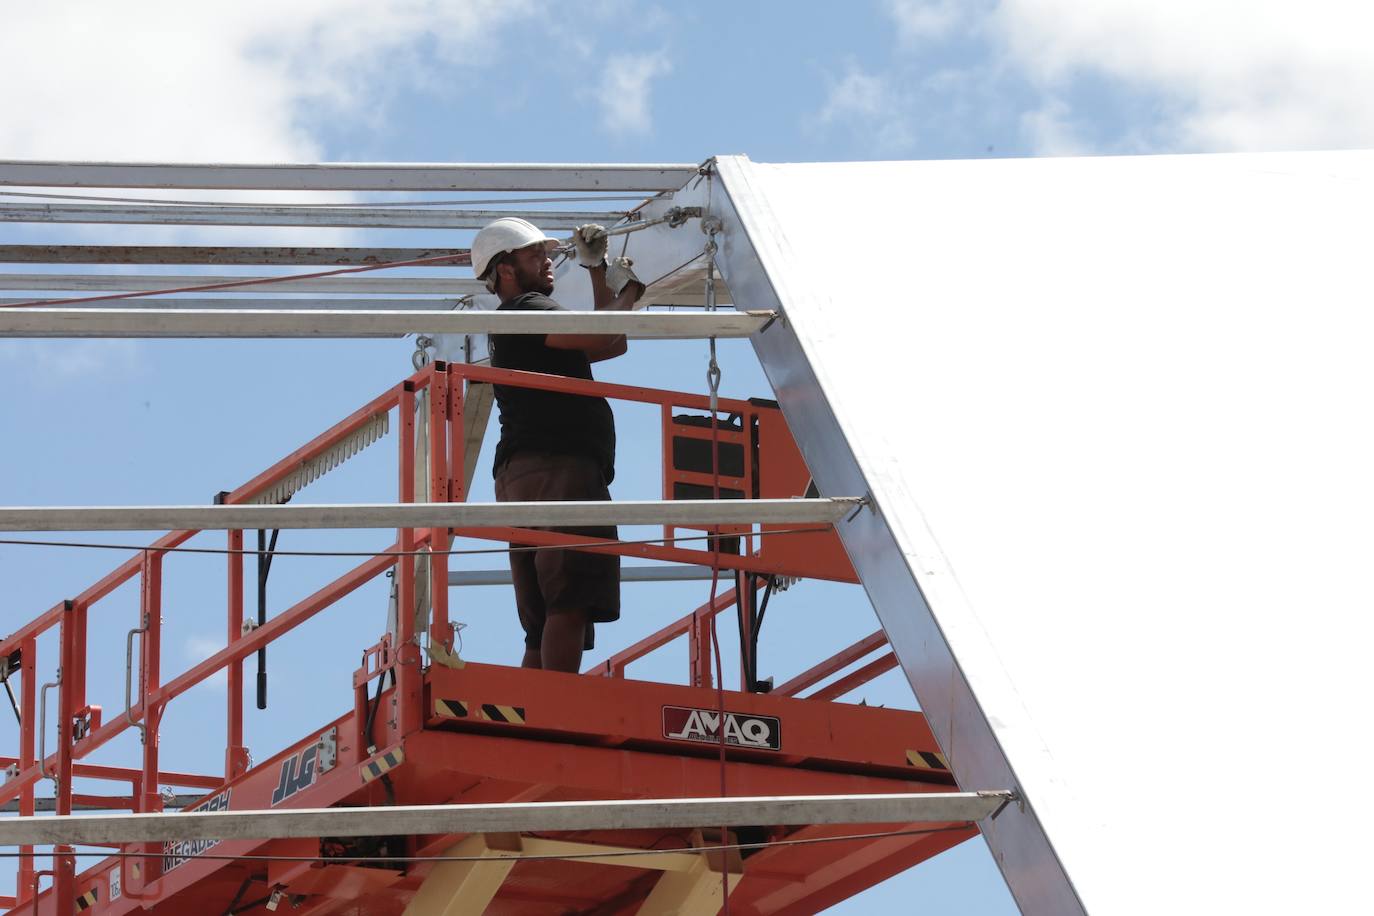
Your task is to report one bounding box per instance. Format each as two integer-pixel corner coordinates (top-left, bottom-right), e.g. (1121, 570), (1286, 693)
(489, 292), (616, 482)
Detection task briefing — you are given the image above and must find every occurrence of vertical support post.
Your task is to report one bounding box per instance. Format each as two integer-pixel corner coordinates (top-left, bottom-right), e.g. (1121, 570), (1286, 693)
(17, 636), (36, 902)
(428, 365), (451, 651)
(53, 600), (77, 916)
(690, 607), (714, 690)
(448, 367), (465, 503)
(139, 552), (164, 812)
(129, 550), (165, 897)
(661, 403), (674, 550)
(69, 600), (88, 716)
(396, 383), (423, 736)
(225, 526), (249, 779)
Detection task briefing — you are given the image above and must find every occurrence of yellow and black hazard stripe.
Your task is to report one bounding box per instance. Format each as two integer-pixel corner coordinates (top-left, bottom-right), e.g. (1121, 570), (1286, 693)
(477, 703), (525, 725)
(435, 698), (525, 724)
(435, 698), (469, 719)
(76, 887), (99, 910)
(906, 749), (950, 771)
(361, 747), (404, 784)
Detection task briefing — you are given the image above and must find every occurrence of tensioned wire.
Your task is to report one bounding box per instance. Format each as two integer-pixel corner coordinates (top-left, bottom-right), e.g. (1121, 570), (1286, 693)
(0, 526), (832, 558)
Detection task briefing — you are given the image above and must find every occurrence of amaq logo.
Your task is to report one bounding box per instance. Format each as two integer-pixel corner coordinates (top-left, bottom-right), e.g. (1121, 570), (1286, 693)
(662, 705), (781, 751)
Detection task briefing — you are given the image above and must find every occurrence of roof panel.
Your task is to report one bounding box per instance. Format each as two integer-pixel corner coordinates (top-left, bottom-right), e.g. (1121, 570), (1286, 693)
(718, 151), (1374, 914)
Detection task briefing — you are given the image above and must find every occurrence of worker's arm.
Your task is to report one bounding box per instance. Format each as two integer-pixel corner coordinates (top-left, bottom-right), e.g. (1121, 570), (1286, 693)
(546, 226), (640, 358)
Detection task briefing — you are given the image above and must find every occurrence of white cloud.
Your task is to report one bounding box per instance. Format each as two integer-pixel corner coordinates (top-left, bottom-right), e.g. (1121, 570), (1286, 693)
(817, 66), (916, 152)
(185, 635), (227, 691)
(991, 0), (1374, 152)
(0, 339), (142, 378)
(599, 52), (672, 137)
(0, 0), (533, 162)
(886, 0), (971, 42)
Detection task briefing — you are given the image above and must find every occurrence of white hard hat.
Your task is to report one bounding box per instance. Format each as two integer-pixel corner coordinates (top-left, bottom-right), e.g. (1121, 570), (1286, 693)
(471, 217), (559, 281)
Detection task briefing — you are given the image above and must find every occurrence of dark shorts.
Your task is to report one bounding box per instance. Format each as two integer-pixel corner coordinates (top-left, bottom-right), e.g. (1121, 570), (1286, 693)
(493, 451), (621, 650)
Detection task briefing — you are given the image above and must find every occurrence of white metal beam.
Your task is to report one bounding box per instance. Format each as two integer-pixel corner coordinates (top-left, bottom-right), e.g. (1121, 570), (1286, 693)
(0, 274), (484, 295)
(0, 497), (861, 531)
(0, 792), (1011, 846)
(0, 308), (774, 339)
(0, 160), (698, 192)
(0, 202), (621, 230)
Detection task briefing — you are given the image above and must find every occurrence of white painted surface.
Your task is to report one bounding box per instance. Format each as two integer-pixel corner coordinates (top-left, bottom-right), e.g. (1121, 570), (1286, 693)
(0, 497), (858, 531)
(0, 791), (1010, 846)
(0, 308), (770, 339)
(738, 151), (1374, 914)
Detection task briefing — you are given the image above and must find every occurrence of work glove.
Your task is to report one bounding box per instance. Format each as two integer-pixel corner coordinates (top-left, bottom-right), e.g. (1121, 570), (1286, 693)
(573, 224), (608, 268)
(606, 256), (646, 301)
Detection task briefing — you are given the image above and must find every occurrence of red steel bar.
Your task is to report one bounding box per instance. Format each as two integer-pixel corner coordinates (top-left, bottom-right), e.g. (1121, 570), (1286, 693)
(457, 363), (755, 414)
(0, 759), (222, 789)
(17, 636), (36, 902)
(586, 588), (739, 678)
(448, 368), (465, 501)
(138, 552), (164, 817)
(396, 383), (423, 736)
(54, 601), (77, 915)
(428, 366), (452, 651)
(774, 630), (889, 698)
(806, 653), (900, 703)
(221, 384), (403, 505)
(454, 525), (823, 578)
(225, 528), (248, 779)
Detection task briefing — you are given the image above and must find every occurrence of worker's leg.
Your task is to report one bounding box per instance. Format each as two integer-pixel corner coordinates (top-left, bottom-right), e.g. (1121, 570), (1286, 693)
(496, 455), (549, 668)
(540, 607), (590, 673)
(534, 454), (621, 674)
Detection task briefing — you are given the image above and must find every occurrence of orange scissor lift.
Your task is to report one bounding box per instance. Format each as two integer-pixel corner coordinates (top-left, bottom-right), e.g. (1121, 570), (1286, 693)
(1, 360), (971, 915)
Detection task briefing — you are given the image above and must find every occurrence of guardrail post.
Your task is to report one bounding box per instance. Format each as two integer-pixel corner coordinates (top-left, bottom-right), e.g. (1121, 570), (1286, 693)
(131, 550), (165, 896)
(690, 609), (714, 689)
(396, 383), (423, 735)
(54, 600), (76, 914)
(225, 526), (249, 778)
(428, 365), (452, 652)
(17, 635), (36, 902)
(448, 365), (465, 502)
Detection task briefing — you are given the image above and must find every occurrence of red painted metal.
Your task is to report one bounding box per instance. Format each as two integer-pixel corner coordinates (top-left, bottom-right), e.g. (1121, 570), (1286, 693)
(1, 362), (958, 915)
(775, 630), (889, 698)
(427, 367), (452, 651)
(225, 528), (248, 780)
(53, 602), (76, 915)
(586, 588), (739, 678)
(807, 652), (901, 703)
(17, 637), (35, 905)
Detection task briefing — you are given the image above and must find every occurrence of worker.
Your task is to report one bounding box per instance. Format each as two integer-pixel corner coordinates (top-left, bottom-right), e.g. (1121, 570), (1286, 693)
(473, 217), (645, 672)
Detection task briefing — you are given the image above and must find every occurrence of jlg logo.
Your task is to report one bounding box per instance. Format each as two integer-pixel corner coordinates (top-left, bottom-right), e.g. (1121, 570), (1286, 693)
(270, 744), (319, 806)
(662, 706), (781, 751)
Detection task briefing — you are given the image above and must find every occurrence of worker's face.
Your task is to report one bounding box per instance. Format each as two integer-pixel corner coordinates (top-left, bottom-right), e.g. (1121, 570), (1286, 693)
(505, 243), (555, 296)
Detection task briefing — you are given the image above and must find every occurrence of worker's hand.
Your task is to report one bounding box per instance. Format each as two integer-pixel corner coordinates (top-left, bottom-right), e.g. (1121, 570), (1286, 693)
(606, 256), (646, 301)
(574, 224), (608, 268)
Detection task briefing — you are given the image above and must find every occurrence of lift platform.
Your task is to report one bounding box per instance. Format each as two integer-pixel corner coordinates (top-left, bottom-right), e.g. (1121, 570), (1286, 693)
(0, 353), (971, 915)
(23, 662), (965, 915)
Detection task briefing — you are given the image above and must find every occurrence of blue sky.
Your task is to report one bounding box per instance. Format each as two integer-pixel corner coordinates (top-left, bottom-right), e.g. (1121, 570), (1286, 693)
(1, 0), (1370, 911)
